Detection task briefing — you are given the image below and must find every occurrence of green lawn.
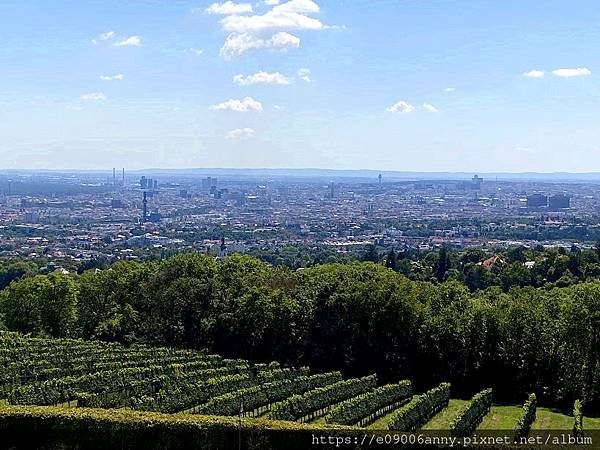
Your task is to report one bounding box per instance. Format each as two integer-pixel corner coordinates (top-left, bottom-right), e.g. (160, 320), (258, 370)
(364, 399), (600, 433)
(478, 405), (600, 431)
(421, 399), (470, 430)
(582, 415), (600, 430)
(477, 405), (523, 430)
(531, 407), (573, 430)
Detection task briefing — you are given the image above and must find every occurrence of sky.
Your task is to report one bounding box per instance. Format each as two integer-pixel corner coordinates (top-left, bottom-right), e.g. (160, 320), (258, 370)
(1, 0), (600, 172)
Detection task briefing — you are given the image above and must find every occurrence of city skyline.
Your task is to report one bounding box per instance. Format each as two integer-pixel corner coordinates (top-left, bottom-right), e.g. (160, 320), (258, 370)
(2, 0), (600, 171)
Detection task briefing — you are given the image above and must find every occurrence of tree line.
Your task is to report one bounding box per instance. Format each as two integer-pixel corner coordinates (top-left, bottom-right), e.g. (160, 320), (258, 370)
(365, 243), (600, 292)
(0, 253), (599, 413)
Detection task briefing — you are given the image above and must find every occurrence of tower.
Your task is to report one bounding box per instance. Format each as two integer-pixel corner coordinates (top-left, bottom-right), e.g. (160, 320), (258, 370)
(219, 237), (228, 257)
(142, 191), (148, 222)
(113, 168), (116, 186)
(122, 168), (125, 186)
(378, 174), (382, 185)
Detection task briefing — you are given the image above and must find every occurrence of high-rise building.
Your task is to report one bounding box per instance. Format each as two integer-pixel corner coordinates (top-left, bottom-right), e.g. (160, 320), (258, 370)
(328, 182), (335, 199)
(202, 177), (217, 191)
(140, 176), (148, 189)
(549, 194), (570, 209)
(472, 174), (483, 190)
(526, 193), (548, 208)
(24, 211), (39, 223)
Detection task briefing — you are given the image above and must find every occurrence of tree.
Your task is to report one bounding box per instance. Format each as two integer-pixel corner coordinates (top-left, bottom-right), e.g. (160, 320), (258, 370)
(361, 244), (379, 263)
(435, 247), (450, 282)
(0, 273), (77, 337)
(0, 261), (37, 290)
(385, 249), (397, 271)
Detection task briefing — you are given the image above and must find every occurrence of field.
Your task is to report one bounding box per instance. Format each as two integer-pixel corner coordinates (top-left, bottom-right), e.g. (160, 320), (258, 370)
(0, 332), (597, 449)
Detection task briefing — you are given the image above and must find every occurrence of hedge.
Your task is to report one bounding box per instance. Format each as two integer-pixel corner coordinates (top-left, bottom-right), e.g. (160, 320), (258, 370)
(325, 381), (413, 426)
(513, 393), (536, 442)
(196, 372), (342, 417)
(449, 388), (492, 437)
(269, 375), (377, 422)
(387, 383), (451, 432)
(573, 399), (583, 438)
(0, 405), (358, 450)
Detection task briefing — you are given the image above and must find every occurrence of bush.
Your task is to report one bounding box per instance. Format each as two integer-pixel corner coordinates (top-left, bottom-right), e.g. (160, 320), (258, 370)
(514, 393), (536, 441)
(450, 388), (492, 437)
(325, 381), (412, 426)
(0, 405), (358, 450)
(269, 375), (377, 422)
(387, 383), (451, 432)
(573, 399), (583, 438)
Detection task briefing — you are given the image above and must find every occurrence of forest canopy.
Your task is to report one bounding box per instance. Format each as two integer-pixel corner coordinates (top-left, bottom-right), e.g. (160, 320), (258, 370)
(0, 252), (598, 413)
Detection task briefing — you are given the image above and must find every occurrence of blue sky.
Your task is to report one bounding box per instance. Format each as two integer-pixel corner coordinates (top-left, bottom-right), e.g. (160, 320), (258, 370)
(1, 0), (600, 171)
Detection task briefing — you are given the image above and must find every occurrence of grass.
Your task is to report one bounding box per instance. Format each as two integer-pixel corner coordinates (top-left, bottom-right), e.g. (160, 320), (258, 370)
(582, 415), (600, 430)
(531, 407), (573, 430)
(421, 399), (470, 430)
(477, 405), (600, 431)
(477, 405), (523, 431)
(343, 398), (600, 432)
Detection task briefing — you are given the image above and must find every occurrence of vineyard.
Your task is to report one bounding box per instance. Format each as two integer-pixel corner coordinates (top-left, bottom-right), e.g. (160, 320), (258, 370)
(0, 332), (598, 449)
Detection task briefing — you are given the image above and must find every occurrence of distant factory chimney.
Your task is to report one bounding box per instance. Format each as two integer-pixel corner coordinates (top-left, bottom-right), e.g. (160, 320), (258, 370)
(122, 168), (125, 186)
(113, 168), (116, 186)
(142, 191), (148, 223)
(378, 174), (382, 185)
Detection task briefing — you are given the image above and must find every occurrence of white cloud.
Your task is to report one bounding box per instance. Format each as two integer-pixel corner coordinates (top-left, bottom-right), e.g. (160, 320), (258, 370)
(80, 92), (106, 101)
(423, 103), (439, 113)
(99, 31), (115, 41)
(523, 70), (545, 78)
(185, 48), (204, 55)
(221, 10), (323, 34)
(214, 0), (325, 59)
(233, 71), (291, 85)
(211, 96), (263, 112)
(220, 31), (299, 59)
(272, 0), (319, 14)
(552, 67), (591, 78)
(206, 1), (253, 15)
(114, 36), (141, 47)
(444, 87), (455, 92)
(297, 68), (312, 82)
(226, 127), (256, 139)
(100, 74), (124, 81)
(386, 100), (415, 114)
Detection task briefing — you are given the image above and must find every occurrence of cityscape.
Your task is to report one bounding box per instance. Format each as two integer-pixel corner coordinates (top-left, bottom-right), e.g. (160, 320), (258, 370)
(0, 169), (596, 271)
